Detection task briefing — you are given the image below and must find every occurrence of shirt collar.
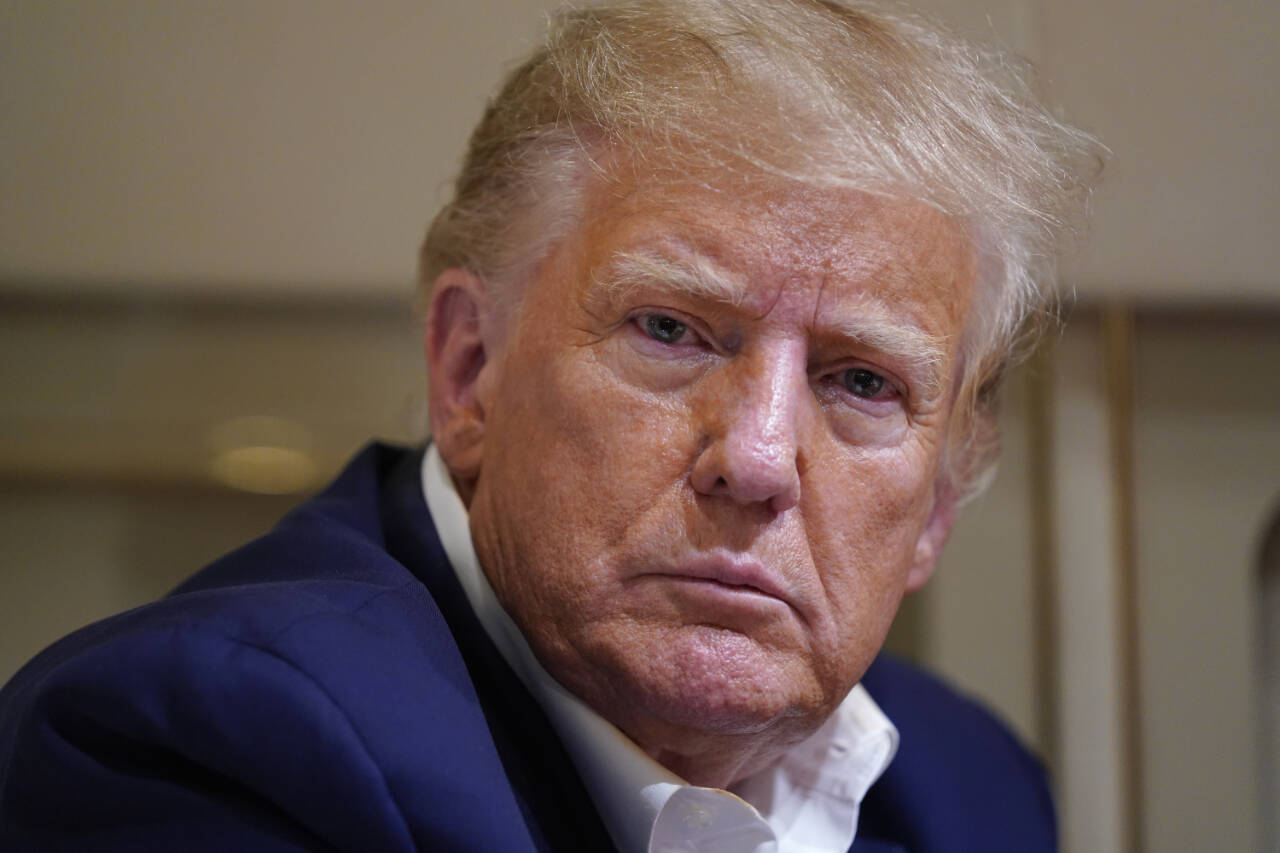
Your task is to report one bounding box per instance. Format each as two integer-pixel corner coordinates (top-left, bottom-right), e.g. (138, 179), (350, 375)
(422, 445), (898, 853)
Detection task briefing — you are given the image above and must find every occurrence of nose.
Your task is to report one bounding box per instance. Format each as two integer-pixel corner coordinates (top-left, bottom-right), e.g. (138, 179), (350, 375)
(689, 343), (806, 514)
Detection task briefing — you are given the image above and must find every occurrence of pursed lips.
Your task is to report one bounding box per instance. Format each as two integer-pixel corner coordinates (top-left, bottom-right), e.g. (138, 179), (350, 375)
(640, 552), (797, 612)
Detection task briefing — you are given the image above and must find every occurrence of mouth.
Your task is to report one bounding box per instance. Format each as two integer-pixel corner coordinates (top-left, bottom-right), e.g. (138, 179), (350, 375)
(641, 553), (794, 610)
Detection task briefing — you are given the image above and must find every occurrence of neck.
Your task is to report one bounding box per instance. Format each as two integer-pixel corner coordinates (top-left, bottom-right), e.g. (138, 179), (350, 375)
(646, 741), (783, 789)
(618, 711), (820, 789)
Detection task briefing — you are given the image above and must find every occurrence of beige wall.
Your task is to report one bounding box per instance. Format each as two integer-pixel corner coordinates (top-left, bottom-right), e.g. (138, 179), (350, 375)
(3, 0), (1277, 301)
(0, 0), (553, 295)
(1130, 315), (1279, 852)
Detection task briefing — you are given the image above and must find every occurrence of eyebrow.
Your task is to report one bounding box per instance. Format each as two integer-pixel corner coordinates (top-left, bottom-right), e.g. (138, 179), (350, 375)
(822, 304), (949, 401)
(593, 248), (950, 399)
(593, 249), (749, 307)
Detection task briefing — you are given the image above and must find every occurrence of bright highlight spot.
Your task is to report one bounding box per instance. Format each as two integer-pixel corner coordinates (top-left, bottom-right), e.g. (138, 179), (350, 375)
(206, 416), (317, 494)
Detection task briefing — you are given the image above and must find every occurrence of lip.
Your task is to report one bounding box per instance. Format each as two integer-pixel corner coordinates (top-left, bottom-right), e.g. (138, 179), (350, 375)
(642, 552), (794, 608)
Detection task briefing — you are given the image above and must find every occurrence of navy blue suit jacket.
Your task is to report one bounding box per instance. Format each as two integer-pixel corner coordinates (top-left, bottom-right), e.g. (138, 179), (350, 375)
(0, 445), (1056, 851)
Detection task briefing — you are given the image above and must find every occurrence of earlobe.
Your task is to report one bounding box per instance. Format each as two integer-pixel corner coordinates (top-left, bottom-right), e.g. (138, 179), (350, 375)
(425, 269), (495, 493)
(905, 483), (959, 592)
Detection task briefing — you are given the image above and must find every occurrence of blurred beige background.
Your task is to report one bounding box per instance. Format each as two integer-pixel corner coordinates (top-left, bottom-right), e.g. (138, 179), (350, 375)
(1, 2), (1277, 852)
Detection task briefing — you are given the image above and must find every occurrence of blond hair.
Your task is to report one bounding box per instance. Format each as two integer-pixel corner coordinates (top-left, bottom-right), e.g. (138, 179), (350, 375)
(420, 0), (1103, 499)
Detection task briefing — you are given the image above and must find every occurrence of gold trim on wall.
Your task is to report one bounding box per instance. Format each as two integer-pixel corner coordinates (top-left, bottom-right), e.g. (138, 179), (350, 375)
(1026, 341), (1061, 773)
(1103, 304), (1144, 853)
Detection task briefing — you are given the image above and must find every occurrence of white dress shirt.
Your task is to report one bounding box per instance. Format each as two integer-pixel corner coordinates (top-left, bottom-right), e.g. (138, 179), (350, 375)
(422, 446), (898, 853)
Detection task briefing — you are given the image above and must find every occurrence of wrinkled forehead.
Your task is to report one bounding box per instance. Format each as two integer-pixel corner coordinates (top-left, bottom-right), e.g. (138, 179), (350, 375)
(564, 165), (979, 339)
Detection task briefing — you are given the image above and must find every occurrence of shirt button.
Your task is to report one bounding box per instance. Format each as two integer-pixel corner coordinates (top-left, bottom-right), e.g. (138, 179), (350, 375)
(684, 804), (714, 829)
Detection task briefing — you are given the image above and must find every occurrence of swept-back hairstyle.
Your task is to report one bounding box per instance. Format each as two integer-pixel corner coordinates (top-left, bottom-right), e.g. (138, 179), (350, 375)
(420, 0), (1103, 499)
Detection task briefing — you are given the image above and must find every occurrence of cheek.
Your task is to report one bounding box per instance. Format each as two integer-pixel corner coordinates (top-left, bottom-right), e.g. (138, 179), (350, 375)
(804, 447), (936, 620)
(475, 341), (708, 658)
(486, 341), (697, 552)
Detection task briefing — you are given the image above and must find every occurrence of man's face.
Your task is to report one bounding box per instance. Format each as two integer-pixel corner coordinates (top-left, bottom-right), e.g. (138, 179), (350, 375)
(445, 168), (976, 779)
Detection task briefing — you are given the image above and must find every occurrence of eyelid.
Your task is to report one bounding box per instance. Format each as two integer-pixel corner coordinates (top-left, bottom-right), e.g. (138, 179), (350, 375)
(820, 361), (907, 404)
(629, 307), (716, 350)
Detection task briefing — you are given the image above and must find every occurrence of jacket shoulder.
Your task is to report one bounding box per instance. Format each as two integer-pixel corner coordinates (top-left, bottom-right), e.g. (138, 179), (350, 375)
(858, 655), (1057, 852)
(0, 446), (537, 851)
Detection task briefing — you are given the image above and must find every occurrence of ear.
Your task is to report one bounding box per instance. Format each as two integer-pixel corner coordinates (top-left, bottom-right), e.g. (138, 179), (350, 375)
(425, 268), (497, 494)
(904, 481), (959, 593)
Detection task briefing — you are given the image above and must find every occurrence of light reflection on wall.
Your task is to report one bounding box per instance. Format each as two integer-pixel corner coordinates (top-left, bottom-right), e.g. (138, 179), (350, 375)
(208, 415), (318, 495)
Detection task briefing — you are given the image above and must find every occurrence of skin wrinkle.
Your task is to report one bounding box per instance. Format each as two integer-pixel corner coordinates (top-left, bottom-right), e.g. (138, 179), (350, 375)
(592, 245), (949, 403)
(431, 164), (978, 788)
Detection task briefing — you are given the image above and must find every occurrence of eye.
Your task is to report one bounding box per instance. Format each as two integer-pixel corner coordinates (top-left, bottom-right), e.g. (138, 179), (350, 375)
(841, 367), (891, 399)
(643, 314), (688, 344)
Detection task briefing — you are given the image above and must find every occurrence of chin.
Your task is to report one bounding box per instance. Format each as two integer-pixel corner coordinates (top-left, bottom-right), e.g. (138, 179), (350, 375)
(610, 624), (825, 737)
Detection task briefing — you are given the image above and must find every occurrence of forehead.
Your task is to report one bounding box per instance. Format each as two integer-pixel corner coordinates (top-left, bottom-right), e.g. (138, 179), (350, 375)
(564, 168), (978, 336)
